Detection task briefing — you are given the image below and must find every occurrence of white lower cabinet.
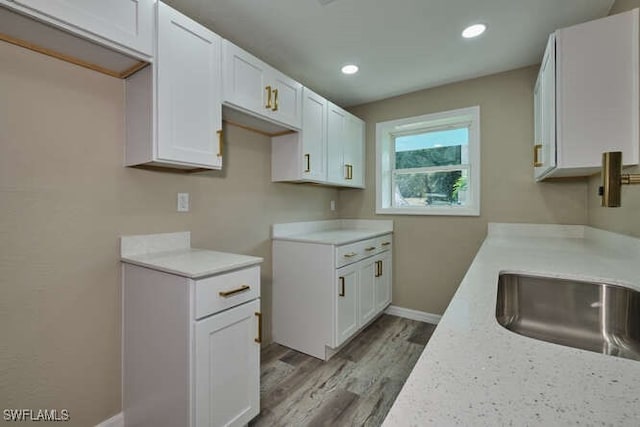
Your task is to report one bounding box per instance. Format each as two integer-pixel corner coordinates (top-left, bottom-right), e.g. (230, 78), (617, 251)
(335, 250), (392, 347)
(356, 258), (377, 330)
(375, 251), (392, 312)
(336, 263), (359, 346)
(273, 233), (393, 360)
(122, 263), (261, 427)
(195, 299), (260, 427)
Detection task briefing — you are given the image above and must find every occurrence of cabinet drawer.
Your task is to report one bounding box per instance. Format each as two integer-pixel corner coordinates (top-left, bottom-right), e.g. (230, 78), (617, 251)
(195, 266), (260, 319)
(336, 234), (393, 268)
(376, 234), (393, 253)
(336, 238), (373, 268)
(336, 240), (364, 268)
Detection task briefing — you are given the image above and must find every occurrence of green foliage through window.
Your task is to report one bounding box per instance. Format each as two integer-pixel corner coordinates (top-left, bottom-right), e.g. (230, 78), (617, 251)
(395, 170), (463, 205)
(395, 145), (461, 169)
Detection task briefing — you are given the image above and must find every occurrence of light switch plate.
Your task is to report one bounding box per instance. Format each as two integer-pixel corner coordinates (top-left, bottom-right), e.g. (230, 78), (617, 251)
(177, 193), (189, 212)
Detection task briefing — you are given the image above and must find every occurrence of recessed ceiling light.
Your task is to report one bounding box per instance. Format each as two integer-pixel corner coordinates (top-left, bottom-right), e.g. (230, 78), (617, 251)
(341, 64), (359, 75)
(462, 24), (486, 39)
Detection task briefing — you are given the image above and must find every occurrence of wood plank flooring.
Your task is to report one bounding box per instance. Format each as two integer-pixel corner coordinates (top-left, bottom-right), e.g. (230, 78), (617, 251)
(250, 314), (436, 427)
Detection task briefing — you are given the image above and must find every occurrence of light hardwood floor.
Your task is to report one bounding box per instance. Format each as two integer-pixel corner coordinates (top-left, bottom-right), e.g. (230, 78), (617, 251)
(250, 314), (436, 427)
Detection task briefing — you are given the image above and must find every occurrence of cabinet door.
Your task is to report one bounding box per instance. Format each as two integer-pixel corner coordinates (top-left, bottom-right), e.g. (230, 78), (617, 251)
(195, 299), (260, 427)
(336, 265), (358, 347)
(375, 251), (392, 312)
(533, 76), (542, 178)
(359, 258), (377, 326)
(301, 89), (327, 181)
(327, 104), (346, 184)
(556, 9), (639, 169)
(344, 113), (365, 188)
(11, 0), (153, 56)
(534, 34), (557, 180)
(222, 41), (269, 118)
(327, 103), (366, 188)
(156, 2), (223, 169)
(269, 69), (303, 130)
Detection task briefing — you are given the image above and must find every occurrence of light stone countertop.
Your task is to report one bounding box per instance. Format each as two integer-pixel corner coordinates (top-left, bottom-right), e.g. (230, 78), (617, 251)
(383, 224), (640, 426)
(272, 229), (392, 245)
(272, 219), (393, 245)
(120, 231), (263, 279)
(121, 249), (263, 279)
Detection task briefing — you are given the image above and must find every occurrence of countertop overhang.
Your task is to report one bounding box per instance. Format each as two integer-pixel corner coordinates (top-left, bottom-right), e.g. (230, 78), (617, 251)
(383, 223), (640, 426)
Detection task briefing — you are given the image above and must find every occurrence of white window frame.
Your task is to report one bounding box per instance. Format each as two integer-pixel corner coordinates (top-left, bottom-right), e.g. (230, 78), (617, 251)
(375, 106), (480, 216)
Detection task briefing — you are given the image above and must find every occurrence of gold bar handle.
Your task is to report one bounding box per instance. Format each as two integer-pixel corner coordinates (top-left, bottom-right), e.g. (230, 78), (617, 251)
(365, 246), (376, 251)
(375, 261), (381, 277)
(379, 260), (383, 276)
(216, 129), (223, 158)
(343, 252), (357, 258)
(218, 284), (250, 297)
(381, 242), (391, 246)
(265, 86), (272, 109)
(254, 312), (262, 343)
(272, 88), (279, 111)
(304, 154), (311, 173)
(339, 277), (345, 297)
(533, 144), (543, 167)
(344, 164), (353, 180)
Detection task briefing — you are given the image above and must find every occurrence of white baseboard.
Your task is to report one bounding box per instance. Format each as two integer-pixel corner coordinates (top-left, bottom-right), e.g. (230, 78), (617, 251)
(95, 412), (124, 427)
(385, 305), (441, 324)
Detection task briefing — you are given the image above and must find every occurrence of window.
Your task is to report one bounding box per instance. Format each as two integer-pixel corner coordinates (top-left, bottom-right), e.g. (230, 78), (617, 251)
(376, 106), (480, 215)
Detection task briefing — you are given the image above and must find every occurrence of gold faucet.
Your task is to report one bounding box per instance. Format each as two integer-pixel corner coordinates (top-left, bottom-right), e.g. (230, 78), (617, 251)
(600, 152), (640, 207)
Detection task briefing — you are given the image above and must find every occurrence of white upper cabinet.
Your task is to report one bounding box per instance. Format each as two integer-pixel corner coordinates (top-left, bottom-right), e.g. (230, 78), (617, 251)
(533, 35), (557, 180)
(222, 41), (267, 116)
(327, 102), (365, 188)
(125, 2), (223, 170)
(272, 91), (365, 188)
(156, 2), (222, 168)
(301, 89), (328, 181)
(327, 104), (347, 183)
(222, 40), (302, 131)
(271, 88), (327, 182)
(534, 9), (639, 181)
(343, 111), (365, 188)
(5, 0), (154, 58)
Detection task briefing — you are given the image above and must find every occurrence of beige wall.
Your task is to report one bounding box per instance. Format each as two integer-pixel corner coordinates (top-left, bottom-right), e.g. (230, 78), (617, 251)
(609, 0), (639, 15)
(587, 166), (640, 238)
(0, 43), (337, 426)
(340, 66), (588, 316)
(585, 0), (640, 237)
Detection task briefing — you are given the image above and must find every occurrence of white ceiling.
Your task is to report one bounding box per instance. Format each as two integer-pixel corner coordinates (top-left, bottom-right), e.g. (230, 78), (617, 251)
(166, 0), (615, 107)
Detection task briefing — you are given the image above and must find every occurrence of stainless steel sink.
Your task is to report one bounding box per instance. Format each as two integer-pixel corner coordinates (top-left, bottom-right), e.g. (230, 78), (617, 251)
(496, 273), (640, 361)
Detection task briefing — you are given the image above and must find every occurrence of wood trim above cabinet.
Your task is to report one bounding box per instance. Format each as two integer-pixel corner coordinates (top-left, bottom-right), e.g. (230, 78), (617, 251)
(0, 1), (151, 80)
(0, 31), (148, 79)
(223, 119), (295, 138)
